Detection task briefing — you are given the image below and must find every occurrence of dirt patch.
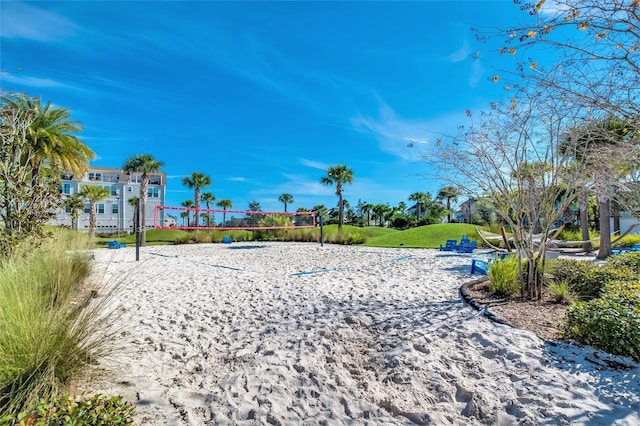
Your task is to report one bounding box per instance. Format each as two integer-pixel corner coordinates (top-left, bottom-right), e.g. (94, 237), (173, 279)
(465, 280), (568, 340)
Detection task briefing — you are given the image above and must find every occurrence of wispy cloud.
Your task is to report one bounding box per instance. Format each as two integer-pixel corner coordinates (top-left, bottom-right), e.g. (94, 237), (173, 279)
(299, 158), (329, 170)
(351, 104), (436, 160)
(469, 60), (485, 88)
(447, 41), (471, 63)
(1, 3), (79, 41)
(0, 71), (70, 89)
(227, 177), (247, 182)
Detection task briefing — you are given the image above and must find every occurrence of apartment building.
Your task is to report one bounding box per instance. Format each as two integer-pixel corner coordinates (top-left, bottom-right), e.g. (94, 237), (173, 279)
(52, 166), (171, 234)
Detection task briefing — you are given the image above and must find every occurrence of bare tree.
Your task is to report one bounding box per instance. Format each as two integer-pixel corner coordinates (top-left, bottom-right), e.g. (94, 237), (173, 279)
(432, 88), (590, 299)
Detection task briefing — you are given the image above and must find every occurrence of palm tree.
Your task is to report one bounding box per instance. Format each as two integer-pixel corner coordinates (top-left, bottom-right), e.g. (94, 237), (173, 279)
(64, 194), (85, 231)
(78, 184), (109, 241)
(1, 93), (95, 181)
(180, 211), (189, 227)
(437, 186), (462, 223)
(361, 202), (373, 226)
(409, 192), (430, 218)
(278, 193), (294, 212)
(128, 196), (139, 233)
(182, 200), (194, 227)
(201, 192), (216, 227)
(372, 203), (391, 227)
(320, 164), (354, 233)
(123, 154), (164, 246)
(216, 199), (233, 227)
(182, 171), (211, 228)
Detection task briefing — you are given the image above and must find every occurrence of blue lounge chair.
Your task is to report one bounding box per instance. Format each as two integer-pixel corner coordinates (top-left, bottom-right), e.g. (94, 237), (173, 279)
(108, 240), (125, 249)
(439, 239), (458, 251)
(457, 240), (477, 253)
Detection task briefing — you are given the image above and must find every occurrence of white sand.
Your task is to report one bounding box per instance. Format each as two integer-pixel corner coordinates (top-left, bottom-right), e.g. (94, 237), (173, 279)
(87, 243), (640, 425)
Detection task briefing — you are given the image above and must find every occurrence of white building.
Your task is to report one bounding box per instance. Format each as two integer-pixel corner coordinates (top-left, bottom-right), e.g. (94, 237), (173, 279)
(52, 166), (166, 234)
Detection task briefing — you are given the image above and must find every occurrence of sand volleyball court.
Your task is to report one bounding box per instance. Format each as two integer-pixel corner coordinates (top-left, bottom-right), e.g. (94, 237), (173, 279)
(88, 243), (640, 425)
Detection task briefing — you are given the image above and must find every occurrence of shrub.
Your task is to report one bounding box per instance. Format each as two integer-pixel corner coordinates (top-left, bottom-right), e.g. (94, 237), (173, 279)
(564, 280), (640, 362)
(340, 231), (367, 245)
(612, 234), (640, 248)
(193, 231), (212, 244)
(487, 255), (521, 296)
(605, 251), (640, 271)
(3, 394), (134, 425)
(545, 258), (635, 299)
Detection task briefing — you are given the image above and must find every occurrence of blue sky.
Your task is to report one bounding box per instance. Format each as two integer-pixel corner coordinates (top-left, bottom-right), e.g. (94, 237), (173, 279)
(1, 1), (535, 213)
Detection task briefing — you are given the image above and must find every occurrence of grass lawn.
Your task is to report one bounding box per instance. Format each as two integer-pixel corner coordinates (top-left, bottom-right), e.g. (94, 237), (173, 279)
(89, 223), (482, 249)
(363, 223), (480, 248)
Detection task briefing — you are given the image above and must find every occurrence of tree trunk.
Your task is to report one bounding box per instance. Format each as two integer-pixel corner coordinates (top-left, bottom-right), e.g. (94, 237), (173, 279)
(597, 197), (611, 260)
(612, 199), (621, 234)
(578, 191), (592, 252)
(89, 202), (96, 242)
(140, 176), (148, 246)
(194, 188), (200, 228)
(338, 193), (344, 233)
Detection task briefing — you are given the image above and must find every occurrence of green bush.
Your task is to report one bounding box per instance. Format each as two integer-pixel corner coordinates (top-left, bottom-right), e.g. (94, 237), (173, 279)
(487, 255), (521, 296)
(2, 394), (134, 425)
(340, 231), (367, 245)
(565, 280), (640, 362)
(545, 258), (635, 299)
(612, 234), (640, 248)
(605, 251), (640, 270)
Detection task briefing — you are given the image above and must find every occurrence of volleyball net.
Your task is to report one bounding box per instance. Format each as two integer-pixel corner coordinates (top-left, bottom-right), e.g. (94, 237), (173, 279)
(154, 205), (316, 230)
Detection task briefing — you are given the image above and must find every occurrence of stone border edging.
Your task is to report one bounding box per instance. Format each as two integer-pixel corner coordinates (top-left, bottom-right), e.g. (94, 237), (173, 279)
(459, 279), (517, 328)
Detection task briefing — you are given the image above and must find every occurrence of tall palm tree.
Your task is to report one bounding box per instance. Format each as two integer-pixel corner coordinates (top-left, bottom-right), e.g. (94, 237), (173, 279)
(278, 193), (294, 212)
(201, 192), (216, 227)
(437, 186), (462, 223)
(216, 199), (233, 227)
(320, 164), (354, 233)
(182, 171), (211, 228)
(1, 93), (95, 180)
(361, 202), (373, 226)
(182, 200), (194, 227)
(78, 184), (109, 242)
(128, 196), (139, 233)
(409, 192), (430, 218)
(180, 211), (189, 227)
(64, 194), (85, 231)
(123, 154), (163, 246)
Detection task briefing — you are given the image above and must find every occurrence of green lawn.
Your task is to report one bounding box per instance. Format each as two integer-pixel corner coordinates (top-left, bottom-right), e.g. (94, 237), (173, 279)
(363, 223), (480, 248)
(90, 223), (482, 249)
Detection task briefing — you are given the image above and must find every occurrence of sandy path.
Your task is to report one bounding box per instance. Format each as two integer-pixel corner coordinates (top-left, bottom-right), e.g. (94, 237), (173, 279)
(88, 243), (640, 425)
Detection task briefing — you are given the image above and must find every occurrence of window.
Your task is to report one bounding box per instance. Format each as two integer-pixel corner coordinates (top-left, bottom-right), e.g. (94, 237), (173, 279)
(97, 204), (105, 214)
(62, 183), (72, 195)
(110, 185), (118, 196)
(128, 186), (132, 192)
(88, 172), (102, 181)
(104, 172), (119, 183)
(130, 174), (141, 184)
(112, 204), (119, 214)
(65, 206), (73, 214)
(60, 173), (73, 180)
(147, 187), (160, 198)
(149, 175), (161, 185)
(84, 203), (90, 214)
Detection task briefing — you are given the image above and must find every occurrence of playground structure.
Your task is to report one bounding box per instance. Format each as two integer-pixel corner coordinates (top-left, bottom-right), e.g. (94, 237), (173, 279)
(154, 205), (316, 231)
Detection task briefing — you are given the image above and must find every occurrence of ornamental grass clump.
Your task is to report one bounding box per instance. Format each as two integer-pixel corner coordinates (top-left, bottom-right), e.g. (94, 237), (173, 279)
(0, 236), (122, 418)
(487, 255), (520, 296)
(547, 280), (575, 304)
